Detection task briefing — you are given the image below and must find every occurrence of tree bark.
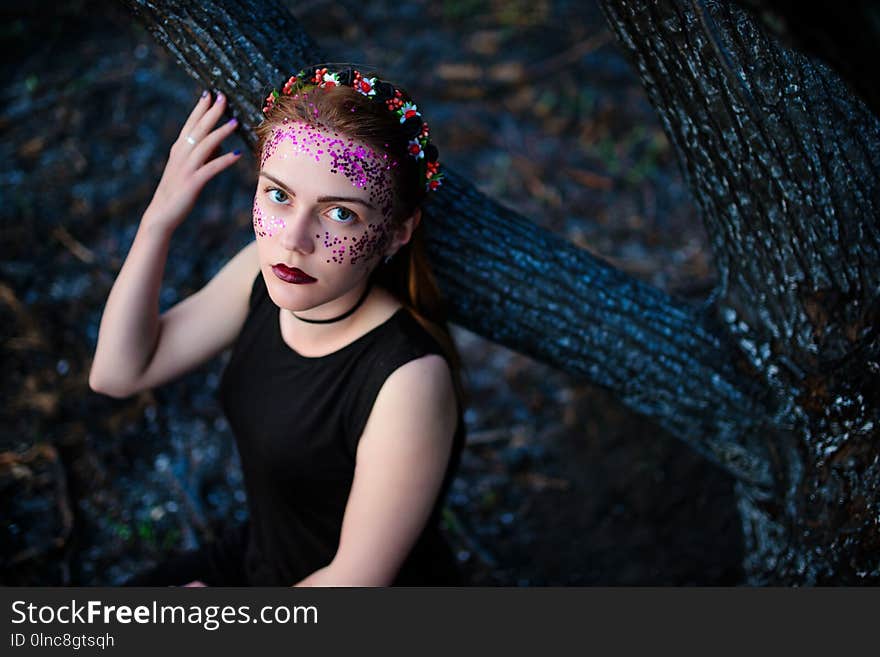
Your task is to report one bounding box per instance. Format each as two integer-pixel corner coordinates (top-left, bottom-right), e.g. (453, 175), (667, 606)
(122, 0), (880, 583)
(734, 0), (880, 119)
(597, 0), (880, 583)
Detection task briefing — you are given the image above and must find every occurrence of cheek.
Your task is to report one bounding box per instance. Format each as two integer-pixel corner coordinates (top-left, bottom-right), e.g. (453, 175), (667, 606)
(345, 219), (394, 266)
(318, 219), (393, 267)
(252, 196), (285, 238)
(319, 230), (349, 265)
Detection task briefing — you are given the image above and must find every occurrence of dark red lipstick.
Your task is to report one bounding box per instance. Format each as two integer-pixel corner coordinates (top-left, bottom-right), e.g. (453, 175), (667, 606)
(272, 264), (317, 284)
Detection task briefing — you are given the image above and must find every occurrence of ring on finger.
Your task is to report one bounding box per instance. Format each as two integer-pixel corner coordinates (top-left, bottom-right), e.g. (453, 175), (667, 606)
(186, 135), (198, 145)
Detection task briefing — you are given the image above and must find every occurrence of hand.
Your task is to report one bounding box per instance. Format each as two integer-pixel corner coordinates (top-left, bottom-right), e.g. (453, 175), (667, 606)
(142, 91), (242, 233)
(182, 580), (208, 587)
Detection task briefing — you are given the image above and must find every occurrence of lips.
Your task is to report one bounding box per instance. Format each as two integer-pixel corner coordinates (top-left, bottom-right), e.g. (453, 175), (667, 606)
(272, 264), (317, 284)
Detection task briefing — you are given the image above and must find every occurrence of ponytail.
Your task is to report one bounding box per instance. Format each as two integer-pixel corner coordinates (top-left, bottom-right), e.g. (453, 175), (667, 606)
(369, 210), (470, 414)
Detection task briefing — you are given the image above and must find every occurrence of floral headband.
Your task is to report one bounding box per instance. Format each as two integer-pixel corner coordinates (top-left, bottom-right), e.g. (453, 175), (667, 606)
(261, 66), (444, 193)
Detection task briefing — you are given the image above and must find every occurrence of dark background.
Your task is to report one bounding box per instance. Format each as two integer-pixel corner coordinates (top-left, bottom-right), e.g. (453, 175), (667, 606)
(1, 0), (742, 585)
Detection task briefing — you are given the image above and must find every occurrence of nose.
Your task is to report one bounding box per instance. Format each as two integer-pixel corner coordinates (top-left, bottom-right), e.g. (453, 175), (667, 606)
(277, 206), (316, 255)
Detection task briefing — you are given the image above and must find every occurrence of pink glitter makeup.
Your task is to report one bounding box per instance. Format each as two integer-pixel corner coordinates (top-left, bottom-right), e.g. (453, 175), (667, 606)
(260, 122), (398, 220)
(252, 195), (286, 238)
(320, 222), (392, 266)
(254, 121), (398, 265)
(252, 195), (268, 237)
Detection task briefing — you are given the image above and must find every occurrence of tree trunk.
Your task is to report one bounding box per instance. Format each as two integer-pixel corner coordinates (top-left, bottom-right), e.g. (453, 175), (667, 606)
(596, 0), (880, 583)
(122, 0), (880, 583)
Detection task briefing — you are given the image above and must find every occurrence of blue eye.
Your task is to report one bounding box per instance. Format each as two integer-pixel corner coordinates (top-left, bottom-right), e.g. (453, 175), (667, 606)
(326, 207), (358, 224)
(267, 188), (288, 204)
(263, 186), (359, 225)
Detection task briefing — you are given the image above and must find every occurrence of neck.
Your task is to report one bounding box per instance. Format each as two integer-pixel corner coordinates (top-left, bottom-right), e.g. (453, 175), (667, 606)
(285, 280), (374, 339)
(291, 279), (372, 324)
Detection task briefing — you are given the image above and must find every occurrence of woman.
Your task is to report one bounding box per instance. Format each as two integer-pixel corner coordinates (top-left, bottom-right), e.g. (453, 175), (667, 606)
(91, 64), (468, 586)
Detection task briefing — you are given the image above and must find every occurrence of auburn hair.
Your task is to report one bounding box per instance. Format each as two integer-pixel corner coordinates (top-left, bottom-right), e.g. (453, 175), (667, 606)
(252, 73), (470, 413)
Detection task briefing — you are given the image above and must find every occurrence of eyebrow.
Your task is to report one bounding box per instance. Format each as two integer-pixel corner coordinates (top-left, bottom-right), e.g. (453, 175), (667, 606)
(259, 172), (377, 210)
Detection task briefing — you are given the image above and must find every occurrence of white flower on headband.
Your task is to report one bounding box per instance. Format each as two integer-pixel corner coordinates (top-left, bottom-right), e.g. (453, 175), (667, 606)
(321, 72), (341, 87)
(354, 75), (378, 97)
(399, 101), (420, 123)
(407, 138), (425, 159)
(265, 67), (444, 192)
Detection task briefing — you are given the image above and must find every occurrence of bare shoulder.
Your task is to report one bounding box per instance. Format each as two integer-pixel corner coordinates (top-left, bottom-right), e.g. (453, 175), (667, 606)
(360, 353), (457, 447)
(385, 353), (454, 402)
(388, 353), (453, 395)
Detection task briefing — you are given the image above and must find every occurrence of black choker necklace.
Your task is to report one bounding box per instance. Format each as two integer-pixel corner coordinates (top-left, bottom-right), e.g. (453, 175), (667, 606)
(290, 281), (372, 324)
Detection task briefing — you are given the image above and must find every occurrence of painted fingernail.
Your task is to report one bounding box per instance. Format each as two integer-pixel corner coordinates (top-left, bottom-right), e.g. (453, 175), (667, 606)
(227, 118), (237, 125)
(233, 149), (241, 156)
(201, 89), (208, 98)
(216, 92), (224, 101)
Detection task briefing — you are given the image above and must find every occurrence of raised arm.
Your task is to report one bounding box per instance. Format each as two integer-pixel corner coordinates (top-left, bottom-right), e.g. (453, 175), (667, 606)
(89, 91), (244, 397)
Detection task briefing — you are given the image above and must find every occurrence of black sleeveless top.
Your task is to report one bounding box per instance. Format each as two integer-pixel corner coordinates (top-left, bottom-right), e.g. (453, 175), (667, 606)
(216, 271), (467, 586)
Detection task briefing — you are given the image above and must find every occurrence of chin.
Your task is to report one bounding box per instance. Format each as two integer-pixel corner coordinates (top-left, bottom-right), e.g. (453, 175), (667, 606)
(264, 274), (313, 305)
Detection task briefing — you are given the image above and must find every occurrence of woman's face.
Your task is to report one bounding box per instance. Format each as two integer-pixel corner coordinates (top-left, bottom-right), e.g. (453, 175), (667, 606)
(253, 120), (401, 314)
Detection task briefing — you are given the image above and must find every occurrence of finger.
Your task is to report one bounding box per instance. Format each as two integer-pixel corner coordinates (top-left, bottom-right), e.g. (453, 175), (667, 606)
(179, 90), (212, 142)
(189, 92), (228, 142)
(189, 117), (238, 165)
(191, 150), (242, 187)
